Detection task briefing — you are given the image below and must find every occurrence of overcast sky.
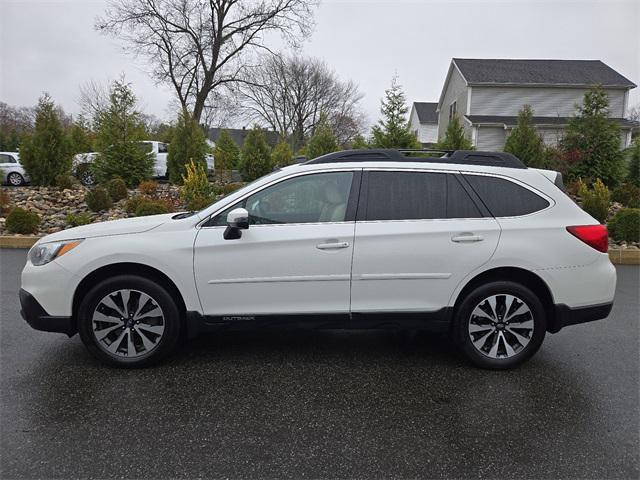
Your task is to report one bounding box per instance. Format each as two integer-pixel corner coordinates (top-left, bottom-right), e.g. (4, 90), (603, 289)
(1, 0), (638, 128)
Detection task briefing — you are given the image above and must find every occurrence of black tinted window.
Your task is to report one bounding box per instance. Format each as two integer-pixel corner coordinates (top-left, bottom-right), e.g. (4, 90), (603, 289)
(365, 171), (480, 221)
(464, 174), (549, 217)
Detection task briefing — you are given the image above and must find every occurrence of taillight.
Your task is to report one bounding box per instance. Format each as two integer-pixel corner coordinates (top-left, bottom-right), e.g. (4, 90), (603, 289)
(566, 225), (609, 253)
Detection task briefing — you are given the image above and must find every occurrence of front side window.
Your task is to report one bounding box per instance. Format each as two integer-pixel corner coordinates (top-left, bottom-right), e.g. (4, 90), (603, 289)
(464, 174), (550, 217)
(158, 143), (168, 153)
(210, 171), (353, 226)
(365, 171), (481, 221)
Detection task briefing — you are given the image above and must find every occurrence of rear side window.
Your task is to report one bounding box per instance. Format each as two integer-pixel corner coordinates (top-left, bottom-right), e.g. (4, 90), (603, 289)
(365, 171), (481, 221)
(464, 174), (549, 217)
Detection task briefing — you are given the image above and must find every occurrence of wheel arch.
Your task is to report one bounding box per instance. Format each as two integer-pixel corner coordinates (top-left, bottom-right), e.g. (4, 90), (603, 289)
(72, 262), (187, 324)
(451, 266), (558, 333)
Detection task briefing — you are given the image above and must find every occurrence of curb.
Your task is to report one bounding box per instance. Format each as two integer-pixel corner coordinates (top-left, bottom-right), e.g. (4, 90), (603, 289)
(0, 234), (639, 265)
(0, 235), (42, 249)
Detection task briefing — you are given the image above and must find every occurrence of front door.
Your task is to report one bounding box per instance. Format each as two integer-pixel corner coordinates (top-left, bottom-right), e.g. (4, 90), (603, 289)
(194, 170), (359, 319)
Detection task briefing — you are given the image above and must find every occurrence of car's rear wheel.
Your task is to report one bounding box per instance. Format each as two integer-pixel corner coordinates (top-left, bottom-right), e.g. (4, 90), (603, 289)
(77, 275), (181, 367)
(453, 281), (546, 369)
(7, 172), (24, 186)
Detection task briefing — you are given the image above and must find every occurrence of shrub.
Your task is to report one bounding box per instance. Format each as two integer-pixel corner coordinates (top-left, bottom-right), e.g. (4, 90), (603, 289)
(627, 138), (640, 187)
(215, 182), (244, 196)
(608, 208), (640, 243)
(167, 109), (208, 184)
(19, 94), (72, 186)
(578, 179), (610, 223)
(181, 160), (213, 210)
(612, 183), (640, 208)
(65, 212), (91, 227)
(106, 177), (128, 202)
(271, 139), (294, 167)
(214, 129), (241, 170)
(125, 195), (144, 215)
(135, 200), (169, 217)
(85, 186), (113, 212)
(138, 180), (158, 196)
(6, 207), (40, 234)
(0, 189), (11, 215)
(239, 126), (272, 181)
(55, 174), (76, 190)
(504, 105), (546, 168)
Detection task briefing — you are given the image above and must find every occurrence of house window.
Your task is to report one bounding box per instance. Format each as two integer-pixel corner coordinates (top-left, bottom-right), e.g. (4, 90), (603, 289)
(448, 101), (457, 122)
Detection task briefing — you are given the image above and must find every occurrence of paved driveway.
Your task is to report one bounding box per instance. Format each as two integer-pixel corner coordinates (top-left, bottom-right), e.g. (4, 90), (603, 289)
(1, 248), (638, 479)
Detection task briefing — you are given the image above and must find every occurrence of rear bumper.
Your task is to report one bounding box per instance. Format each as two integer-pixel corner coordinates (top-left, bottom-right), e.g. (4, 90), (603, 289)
(19, 289), (76, 337)
(549, 302), (613, 333)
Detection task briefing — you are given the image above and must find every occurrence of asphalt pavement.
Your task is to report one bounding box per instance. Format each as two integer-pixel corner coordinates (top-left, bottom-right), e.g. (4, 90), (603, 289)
(1, 248), (638, 479)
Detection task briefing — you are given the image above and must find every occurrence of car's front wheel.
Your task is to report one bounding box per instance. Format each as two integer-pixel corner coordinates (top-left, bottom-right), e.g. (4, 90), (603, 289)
(453, 281), (546, 369)
(7, 172), (25, 186)
(77, 275), (181, 367)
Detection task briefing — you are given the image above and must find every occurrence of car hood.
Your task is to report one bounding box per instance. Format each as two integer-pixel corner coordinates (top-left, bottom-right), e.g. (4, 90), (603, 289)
(37, 213), (177, 244)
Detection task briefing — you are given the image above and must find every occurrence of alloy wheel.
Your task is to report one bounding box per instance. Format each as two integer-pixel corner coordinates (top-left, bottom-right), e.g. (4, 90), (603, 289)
(92, 289), (165, 358)
(8, 173), (23, 186)
(467, 294), (534, 359)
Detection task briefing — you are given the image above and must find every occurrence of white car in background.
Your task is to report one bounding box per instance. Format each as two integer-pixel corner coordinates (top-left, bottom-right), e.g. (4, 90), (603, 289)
(73, 141), (169, 185)
(0, 152), (30, 186)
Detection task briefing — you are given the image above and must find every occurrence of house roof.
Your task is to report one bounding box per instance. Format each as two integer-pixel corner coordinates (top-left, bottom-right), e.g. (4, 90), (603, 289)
(412, 102), (438, 123)
(453, 59), (637, 88)
(207, 127), (279, 148)
(465, 115), (640, 129)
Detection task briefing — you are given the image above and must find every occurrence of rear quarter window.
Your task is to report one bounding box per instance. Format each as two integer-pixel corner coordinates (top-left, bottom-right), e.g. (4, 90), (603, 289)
(464, 174), (550, 217)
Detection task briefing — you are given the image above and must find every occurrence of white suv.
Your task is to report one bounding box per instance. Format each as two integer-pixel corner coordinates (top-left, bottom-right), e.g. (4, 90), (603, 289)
(20, 149), (616, 369)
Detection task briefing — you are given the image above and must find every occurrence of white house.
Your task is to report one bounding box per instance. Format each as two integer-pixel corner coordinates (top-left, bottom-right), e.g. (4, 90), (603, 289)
(409, 102), (439, 146)
(436, 58), (638, 150)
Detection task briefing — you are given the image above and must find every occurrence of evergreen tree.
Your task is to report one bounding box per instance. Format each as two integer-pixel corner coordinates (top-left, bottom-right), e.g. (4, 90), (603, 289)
(371, 76), (421, 149)
(167, 109), (208, 184)
(350, 134), (369, 149)
(627, 137), (640, 186)
(560, 86), (624, 186)
(504, 105), (545, 167)
(69, 117), (95, 154)
(239, 126), (272, 181)
(271, 138), (294, 167)
(20, 94), (72, 186)
(213, 129), (240, 170)
(93, 80), (153, 186)
(306, 114), (339, 159)
(436, 114), (473, 151)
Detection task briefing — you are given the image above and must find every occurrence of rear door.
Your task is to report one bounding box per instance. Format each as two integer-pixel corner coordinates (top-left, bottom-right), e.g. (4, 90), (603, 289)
(350, 169), (501, 315)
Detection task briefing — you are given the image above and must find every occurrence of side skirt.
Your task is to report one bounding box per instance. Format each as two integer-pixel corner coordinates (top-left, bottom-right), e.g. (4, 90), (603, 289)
(185, 308), (452, 338)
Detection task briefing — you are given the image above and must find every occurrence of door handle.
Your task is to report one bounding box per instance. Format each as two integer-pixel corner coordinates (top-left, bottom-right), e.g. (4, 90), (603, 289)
(451, 233), (484, 243)
(316, 241), (350, 250)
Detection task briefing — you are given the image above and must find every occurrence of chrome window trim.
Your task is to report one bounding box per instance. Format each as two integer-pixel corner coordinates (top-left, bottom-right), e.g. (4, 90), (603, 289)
(197, 168), (360, 229)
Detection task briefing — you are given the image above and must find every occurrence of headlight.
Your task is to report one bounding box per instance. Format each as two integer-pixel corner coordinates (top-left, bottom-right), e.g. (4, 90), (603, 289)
(29, 240), (83, 266)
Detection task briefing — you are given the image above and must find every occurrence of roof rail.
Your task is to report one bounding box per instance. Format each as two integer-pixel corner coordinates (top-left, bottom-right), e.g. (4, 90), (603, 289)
(303, 149), (527, 169)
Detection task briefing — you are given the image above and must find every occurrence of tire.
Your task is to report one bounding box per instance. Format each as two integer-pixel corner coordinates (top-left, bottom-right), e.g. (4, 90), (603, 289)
(77, 275), (182, 368)
(7, 172), (24, 186)
(452, 281), (546, 370)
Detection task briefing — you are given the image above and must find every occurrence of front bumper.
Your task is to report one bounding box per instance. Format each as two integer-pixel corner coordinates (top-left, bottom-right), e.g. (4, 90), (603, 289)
(19, 289), (76, 337)
(549, 302), (614, 333)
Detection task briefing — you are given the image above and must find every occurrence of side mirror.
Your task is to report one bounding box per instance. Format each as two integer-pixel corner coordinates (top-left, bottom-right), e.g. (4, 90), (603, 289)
(224, 208), (249, 240)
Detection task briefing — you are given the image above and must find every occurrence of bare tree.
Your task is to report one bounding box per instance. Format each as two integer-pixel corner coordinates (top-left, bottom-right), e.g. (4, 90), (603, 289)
(627, 104), (640, 123)
(237, 55), (365, 149)
(96, 0), (317, 122)
(78, 79), (111, 125)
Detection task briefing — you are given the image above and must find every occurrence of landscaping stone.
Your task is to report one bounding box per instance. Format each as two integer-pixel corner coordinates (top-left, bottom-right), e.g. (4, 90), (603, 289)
(0, 179), (235, 236)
